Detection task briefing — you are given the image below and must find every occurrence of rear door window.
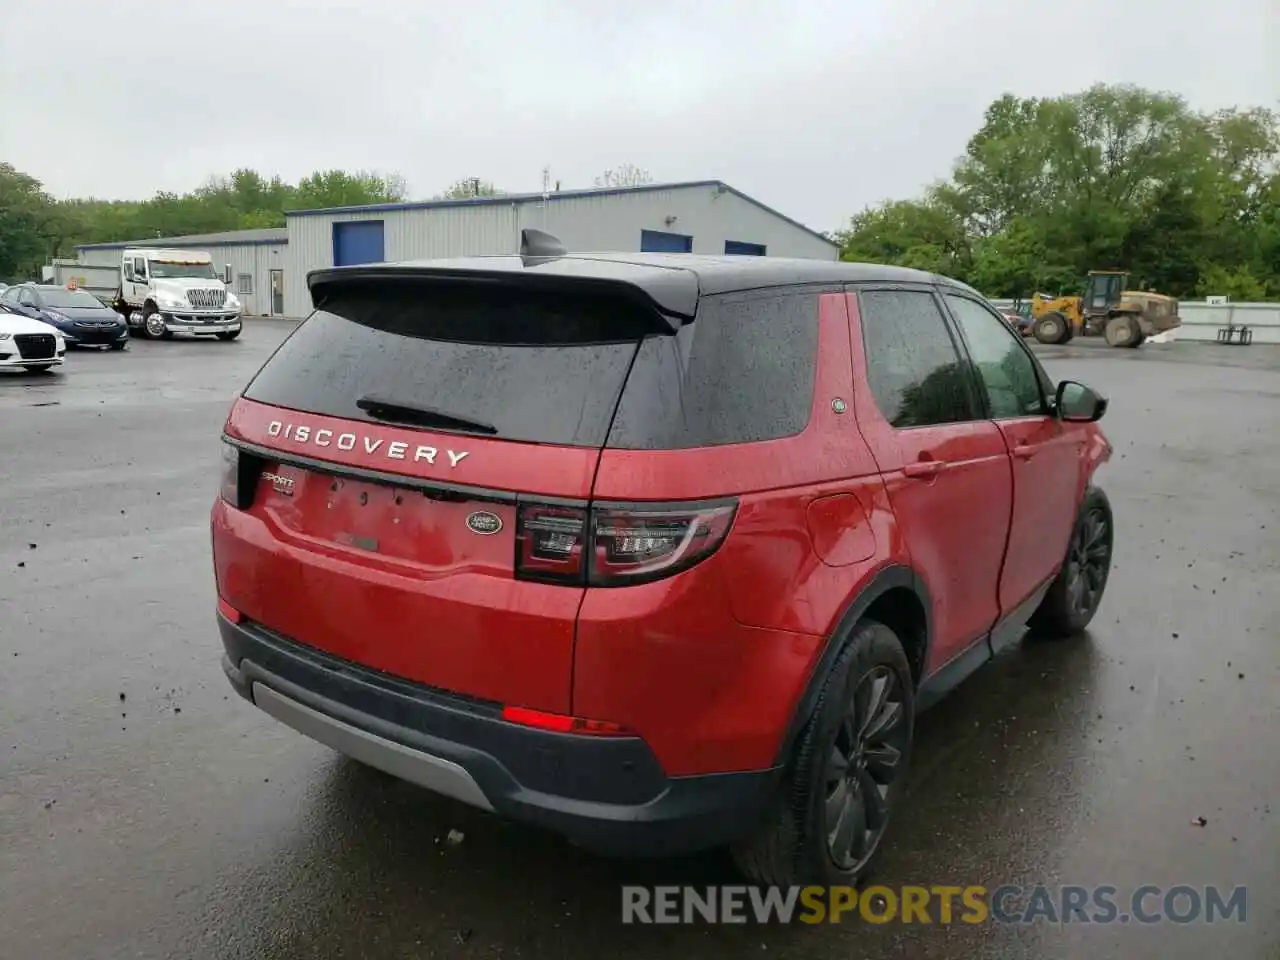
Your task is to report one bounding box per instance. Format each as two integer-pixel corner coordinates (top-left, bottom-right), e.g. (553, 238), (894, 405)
(242, 283), (661, 448)
(606, 287), (822, 449)
(856, 288), (977, 428)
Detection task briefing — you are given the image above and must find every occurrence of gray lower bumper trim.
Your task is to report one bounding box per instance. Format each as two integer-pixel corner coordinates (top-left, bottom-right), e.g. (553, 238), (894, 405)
(251, 682), (494, 811)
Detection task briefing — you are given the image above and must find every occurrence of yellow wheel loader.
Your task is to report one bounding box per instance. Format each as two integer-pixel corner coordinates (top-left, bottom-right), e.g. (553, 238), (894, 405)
(1029, 270), (1181, 347)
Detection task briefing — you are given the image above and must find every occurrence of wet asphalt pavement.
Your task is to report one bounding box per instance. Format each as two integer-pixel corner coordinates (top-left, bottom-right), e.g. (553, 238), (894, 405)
(1, 325), (1277, 959)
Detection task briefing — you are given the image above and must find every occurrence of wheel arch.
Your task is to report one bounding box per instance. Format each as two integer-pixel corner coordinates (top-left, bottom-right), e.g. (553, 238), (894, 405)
(773, 564), (932, 766)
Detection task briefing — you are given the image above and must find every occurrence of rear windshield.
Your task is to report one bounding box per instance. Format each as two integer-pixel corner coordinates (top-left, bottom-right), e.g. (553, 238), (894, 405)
(40, 289), (105, 309)
(243, 282), (656, 447)
(243, 281), (821, 450)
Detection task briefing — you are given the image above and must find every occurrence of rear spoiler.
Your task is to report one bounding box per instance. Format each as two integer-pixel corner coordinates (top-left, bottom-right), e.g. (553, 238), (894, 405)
(307, 235), (699, 331)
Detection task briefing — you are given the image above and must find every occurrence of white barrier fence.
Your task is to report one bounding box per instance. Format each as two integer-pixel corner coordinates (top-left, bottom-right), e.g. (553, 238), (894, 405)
(988, 300), (1280, 345)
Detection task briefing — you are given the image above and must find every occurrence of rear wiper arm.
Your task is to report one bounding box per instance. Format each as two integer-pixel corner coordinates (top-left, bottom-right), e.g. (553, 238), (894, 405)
(356, 395), (499, 435)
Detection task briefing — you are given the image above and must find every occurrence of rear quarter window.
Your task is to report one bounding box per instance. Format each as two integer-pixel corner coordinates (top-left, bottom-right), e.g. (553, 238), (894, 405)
(606, 287), (822, 449)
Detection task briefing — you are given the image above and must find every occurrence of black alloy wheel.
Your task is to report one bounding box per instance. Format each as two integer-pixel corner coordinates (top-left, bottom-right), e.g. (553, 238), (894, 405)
(1029, 486), (1114, 637)
(731, 620), (915, 886)
(824, 663), (908, 872)
(1065, 503), (1111, 621)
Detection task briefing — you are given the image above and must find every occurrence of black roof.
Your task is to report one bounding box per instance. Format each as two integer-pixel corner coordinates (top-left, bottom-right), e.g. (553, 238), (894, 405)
(308, 252), (975, 325)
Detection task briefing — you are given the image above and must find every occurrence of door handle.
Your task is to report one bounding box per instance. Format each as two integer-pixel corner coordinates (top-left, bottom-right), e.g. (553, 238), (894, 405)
(1013, 444), (1037, 460)
(903, 460), (947, 479)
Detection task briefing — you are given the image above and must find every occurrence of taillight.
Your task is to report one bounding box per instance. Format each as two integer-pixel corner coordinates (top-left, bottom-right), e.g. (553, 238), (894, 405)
(220, 443), (240, 505)
(219, 442), (260, 510)
(516, 503), (589, 584)
(590, 501), (736, 586)
(515, 499), (736, 587)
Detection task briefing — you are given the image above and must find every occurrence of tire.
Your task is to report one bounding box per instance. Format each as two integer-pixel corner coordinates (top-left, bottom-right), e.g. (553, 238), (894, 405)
(1029, 486), (1113, 638)
(23, 364), (57, 373)
(1033, 312), (1070, 345)
(141, 304), (171, 340)
(215, 330), (241, 341)
(109, 341), (128, 351)
(731, 620), (914, 886)
(1103, 314), (1140, 347)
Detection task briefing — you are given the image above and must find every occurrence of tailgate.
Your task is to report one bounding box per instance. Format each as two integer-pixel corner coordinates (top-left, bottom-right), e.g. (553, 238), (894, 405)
(214, 274), (680, 712)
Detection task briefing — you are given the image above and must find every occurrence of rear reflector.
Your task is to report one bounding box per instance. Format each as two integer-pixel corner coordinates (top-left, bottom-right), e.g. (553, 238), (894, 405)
(514, 499), (737, 587)
(501, 705), (629, 736)
(216, 597), (242, 624)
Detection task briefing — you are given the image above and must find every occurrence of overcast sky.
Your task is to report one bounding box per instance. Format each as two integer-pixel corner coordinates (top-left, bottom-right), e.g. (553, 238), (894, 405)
(2, 0), (1276, 233)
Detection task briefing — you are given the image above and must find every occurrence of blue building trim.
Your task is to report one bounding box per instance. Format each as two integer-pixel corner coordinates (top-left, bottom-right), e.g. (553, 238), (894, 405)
(641, 229), (694, 253)
(285, 180), (838, 250)
(332, 220), (386, 266)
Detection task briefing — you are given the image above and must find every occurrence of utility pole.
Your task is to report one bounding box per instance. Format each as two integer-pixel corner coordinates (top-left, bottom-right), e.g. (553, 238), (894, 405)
(541, 166), (551, 229)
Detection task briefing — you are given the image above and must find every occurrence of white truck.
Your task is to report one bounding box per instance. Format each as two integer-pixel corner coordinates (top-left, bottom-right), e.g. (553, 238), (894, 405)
(112, 248), (243, 340)
(45, 258), (120, 304)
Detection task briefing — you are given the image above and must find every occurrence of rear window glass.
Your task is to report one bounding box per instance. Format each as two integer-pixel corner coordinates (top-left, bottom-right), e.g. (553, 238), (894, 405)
(242, 283), (656, 447)
(39, 289), (105, 309)
(606, 288), (821, 449)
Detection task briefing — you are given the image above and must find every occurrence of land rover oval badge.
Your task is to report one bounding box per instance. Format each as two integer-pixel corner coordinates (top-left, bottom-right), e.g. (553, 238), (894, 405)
(465, 511), (503, 536)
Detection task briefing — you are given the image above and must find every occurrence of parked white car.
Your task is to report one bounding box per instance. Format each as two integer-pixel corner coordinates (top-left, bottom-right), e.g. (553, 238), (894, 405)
(0, 309), (67, 372)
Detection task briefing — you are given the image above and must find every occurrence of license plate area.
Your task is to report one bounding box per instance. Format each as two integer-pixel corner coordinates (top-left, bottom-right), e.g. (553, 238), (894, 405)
(257, 463), (517, 574)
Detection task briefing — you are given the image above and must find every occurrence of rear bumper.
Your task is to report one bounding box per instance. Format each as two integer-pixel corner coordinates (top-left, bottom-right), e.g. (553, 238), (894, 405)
(219, 614), (778, 856)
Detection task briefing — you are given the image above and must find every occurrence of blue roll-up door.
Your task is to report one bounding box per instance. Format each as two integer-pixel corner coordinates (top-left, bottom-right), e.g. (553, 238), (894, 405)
(640, 229), (693, 253)
(333, 220), (386, 266)
(725, 240), (767, 256)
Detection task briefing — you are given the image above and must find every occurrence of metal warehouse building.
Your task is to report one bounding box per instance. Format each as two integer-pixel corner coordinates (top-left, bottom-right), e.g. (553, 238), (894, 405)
(281, 180), (838, 316)
(75, 181), (836, 318)
(75, 227), (289, 316)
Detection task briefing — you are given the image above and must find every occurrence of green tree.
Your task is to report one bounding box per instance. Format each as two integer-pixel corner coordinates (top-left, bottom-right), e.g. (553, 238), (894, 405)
(2, 164), (417, 270)
(1196, 264), (1268, 301)
(291, 170), (408, 210)
(0, 163), (57, 281)
(834, 193), (972, 279)
(436, 178), (505, 200)
(835, 84), (1280, 299)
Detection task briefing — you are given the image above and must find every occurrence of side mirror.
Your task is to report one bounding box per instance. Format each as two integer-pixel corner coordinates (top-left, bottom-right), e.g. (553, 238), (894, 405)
(1056, 380), (1108, 422)
(223, 264), (233, 285)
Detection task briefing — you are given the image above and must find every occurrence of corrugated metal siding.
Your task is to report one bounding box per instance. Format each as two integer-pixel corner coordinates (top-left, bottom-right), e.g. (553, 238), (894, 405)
(284, 206), (521, 315)
(515, 186), (836, 260)
(76, 242), (287, 315)
(78, 248), (120, 268)
(284, 184), (836, 316)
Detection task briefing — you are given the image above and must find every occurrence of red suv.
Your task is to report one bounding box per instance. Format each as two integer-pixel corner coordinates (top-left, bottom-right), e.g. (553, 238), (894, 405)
(212, 233), (1114, 885)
